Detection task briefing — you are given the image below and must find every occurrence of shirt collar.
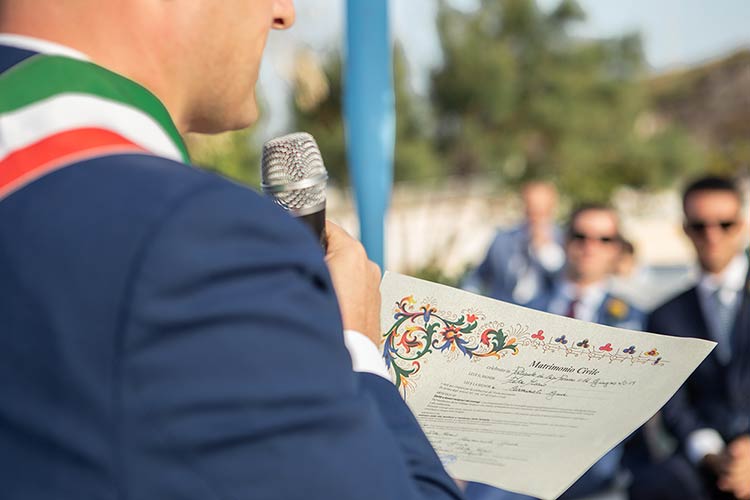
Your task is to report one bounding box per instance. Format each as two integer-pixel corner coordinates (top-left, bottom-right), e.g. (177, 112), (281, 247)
(559, 279), (608, 308)
(698, 252), (748, 296)
(0, 33), (89, 61)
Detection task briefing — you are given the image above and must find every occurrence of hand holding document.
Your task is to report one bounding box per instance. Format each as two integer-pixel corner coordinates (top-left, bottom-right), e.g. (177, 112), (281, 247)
(381, 273), (715, 500)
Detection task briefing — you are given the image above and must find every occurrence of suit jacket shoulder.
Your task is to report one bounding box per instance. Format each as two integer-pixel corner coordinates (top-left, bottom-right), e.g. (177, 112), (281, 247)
(0, 152), (462, 500)
(647, 287), (702, 338)
(597, 294), (646, 330)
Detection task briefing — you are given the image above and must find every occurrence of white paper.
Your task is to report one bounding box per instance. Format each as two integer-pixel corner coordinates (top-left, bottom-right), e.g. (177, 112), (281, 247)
(380, 272), (715, 500)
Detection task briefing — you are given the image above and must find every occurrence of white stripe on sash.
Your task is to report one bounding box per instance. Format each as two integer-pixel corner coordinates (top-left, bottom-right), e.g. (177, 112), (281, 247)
(0, 93), (182, 162)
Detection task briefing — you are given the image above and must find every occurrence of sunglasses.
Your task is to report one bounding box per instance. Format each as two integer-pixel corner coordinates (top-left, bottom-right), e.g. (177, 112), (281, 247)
(684, 219), (738, 233)
(569, 232), (620, 244)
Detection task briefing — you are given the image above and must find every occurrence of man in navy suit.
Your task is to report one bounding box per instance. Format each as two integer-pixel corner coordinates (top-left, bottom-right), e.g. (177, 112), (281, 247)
(630, 176), (750, 500)
(465, 204), (644, 500)
(463, 181), (564, 306)
(525, 204), (645, 331)
(0, 2), (463, 499)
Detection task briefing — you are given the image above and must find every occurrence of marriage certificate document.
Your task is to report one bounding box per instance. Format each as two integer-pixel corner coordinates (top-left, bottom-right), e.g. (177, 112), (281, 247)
(380, 272), (715, 500)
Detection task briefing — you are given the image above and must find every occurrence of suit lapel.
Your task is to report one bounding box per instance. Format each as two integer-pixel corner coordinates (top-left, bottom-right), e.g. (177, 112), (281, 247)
(595, 294), (612, 326)
(682, 288), (713, 341)
(682, 287), (738, 393)
(728, 265), (750, 407)
(596, 293), (633, 327)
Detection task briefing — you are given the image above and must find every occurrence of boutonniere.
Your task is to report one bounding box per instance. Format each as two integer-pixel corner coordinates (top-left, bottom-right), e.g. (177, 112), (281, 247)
(606, 298), (629, 319)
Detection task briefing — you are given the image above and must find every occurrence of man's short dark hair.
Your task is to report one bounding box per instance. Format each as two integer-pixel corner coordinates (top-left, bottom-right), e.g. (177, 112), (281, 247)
(566, 203), (622, 240)
(682, 176), (742, 212)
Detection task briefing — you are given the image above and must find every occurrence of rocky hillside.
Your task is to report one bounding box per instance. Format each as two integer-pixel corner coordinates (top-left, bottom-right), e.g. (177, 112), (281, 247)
(647, 50), (750, 150)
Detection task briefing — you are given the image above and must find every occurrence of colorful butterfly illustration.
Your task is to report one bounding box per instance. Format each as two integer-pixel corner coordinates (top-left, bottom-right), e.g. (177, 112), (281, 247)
(576, 339), (590, 348)
(554, 335), (568, 345)
(532, 330), (545, 340)
(645, 349), (659, 356)
(623, 345), (636, 354)
(599, 343), (613, 352)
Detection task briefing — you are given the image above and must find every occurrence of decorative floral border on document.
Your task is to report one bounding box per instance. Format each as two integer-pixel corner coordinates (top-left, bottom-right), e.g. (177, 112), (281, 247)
(382, 295), (666, 398)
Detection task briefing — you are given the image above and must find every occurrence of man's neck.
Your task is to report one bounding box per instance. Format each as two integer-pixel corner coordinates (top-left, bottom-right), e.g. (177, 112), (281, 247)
(0, 10), (185, 132)
(700, 252), (748, 289)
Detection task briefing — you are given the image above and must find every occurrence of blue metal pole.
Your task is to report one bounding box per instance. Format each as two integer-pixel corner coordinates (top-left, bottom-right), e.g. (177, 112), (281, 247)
(344, 0), (395, 269)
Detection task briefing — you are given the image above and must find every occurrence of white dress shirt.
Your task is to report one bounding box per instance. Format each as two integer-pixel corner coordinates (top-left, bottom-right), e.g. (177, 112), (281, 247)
(343, 330), (391, 380)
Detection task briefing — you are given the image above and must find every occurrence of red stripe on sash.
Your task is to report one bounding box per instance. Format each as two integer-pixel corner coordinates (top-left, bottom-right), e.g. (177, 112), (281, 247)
(0, 127), (147, 200)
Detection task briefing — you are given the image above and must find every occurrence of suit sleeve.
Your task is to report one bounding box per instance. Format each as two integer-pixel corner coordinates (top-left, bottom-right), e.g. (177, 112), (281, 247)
(120, 182), (463, 500)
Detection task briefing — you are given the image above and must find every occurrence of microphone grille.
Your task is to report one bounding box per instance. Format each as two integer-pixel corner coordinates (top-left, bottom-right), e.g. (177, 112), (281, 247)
(261, 132), (327, 214)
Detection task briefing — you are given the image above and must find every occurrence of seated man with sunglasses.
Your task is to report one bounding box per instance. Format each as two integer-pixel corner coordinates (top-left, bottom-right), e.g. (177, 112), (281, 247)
(630, 176), (750, 500)
(465, 204), (644, 500)
(526, 203), (645, 331)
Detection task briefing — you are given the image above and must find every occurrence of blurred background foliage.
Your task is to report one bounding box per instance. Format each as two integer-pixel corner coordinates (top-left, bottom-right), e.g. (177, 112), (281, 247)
(187, 0), (749, 204)
(187, 128), (261, 187)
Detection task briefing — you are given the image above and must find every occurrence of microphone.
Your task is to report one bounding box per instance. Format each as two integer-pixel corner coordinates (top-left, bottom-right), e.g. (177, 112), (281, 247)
(261, 132), (329, 250)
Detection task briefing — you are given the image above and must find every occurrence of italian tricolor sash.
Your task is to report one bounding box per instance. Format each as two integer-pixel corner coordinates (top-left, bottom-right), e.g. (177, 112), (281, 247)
(0, 54), (189, 201)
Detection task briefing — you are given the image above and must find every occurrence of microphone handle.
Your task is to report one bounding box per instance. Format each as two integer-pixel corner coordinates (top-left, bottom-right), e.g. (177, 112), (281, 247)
(297, 208), (328, 252)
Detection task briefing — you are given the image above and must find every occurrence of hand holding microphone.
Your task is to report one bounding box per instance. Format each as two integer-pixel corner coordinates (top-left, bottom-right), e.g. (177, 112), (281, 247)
(261, 132), (382, 346)
(324, 221), (382, 345)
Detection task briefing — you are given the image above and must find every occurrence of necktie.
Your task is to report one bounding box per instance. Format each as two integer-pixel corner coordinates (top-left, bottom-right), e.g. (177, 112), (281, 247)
(565, 297), (579, 319)
(712, 288), (735, 364)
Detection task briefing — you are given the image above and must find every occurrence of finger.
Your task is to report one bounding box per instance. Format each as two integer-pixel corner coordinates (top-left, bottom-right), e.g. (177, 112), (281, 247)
(730, 435), (750, 455)
(730, 448), (750, 463)
(727, 441), (743, 458)
(324, 220), (360, 259)
(325, 220), (346, 238)
(724, 469), (750, 494)
(736, 484), (750, 500)
(368, 260), (382, 282)
(324, 220), (346, 250)
(717, 477), (731, 492)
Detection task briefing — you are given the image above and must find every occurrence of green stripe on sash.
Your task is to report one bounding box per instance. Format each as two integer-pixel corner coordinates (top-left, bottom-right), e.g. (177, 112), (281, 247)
(0, 54), (189, 162)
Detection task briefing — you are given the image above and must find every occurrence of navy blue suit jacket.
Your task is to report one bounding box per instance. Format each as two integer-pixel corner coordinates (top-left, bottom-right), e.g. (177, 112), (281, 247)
(0, 44), (463, 500)
(647, 283), (750, 446)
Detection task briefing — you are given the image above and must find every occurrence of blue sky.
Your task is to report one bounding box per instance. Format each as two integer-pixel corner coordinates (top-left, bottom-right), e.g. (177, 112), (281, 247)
(551, 0), (750, 70)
